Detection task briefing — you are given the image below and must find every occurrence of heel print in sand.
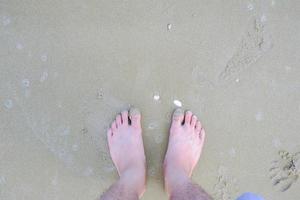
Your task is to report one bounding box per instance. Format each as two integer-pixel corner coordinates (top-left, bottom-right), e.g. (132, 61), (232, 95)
(269, 150), (300, 192)
(213, 166), (239, 200)
(218, 18), (272, 84)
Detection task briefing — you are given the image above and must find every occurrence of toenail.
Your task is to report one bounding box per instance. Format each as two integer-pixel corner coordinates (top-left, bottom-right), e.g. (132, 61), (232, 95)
(173, 108), (184, 116)
(129, 107), (140, 116)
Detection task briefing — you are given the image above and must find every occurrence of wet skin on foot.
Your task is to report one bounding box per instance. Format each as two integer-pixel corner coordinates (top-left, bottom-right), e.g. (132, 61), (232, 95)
(164, 108), (206, 194)
(107, 108), (146, 197)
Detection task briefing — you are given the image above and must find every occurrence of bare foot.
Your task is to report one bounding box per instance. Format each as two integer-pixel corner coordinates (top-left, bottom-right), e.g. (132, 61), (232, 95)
(164, 108), (206, 194)
(107, 108), (146, 197)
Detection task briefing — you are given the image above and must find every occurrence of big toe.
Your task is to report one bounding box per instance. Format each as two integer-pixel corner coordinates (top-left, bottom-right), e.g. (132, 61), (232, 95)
(121, 110), (129, 125)
(129, 107), (141, 128)
(184, 110), (193, 126)
(172, 108), (184, 126)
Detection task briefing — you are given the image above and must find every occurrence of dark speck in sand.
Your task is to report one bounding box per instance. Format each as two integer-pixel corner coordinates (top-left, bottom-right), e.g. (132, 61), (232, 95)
(81, 128), (88, 135)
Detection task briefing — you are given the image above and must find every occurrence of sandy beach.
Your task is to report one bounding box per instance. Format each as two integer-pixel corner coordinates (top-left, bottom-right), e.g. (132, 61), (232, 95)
(0, 0), (299, 199)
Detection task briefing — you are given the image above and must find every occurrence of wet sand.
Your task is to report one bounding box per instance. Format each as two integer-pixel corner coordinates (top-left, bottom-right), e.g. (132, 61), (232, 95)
(1, 0), (300, 199)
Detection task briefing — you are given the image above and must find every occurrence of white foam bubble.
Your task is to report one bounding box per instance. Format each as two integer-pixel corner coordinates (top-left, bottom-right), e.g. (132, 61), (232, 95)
(154, 134), (163, 144)
(218, 165), (227, 174)
(173, 99), (182, 107)
(83, 167), (94, 176)
(271, 0), (275, 6)
(22, 79), (30, 87)
(4, 99), (13, 109)
(148, 122), (158, 130)
(167, 23), (172, 31)
(103, 166), (115, 173)
(41, 54), (48, 62)
(272, 138), (281, 148)
(228, 147), (236, 157)
(285, 65), (291, 72)
(148, 167), (156, 177)
(0, 176), (6, 185)
(51, 176), (58, 186)
(255, 111), (264, 121)
(247, 3), (254, 11)
(40, 71), (48, 82)
(2, 16), (11, 26)
(260, 15), (267, 23)
(72, 144), (79, 151)
(153, 94), (160, 101)
(60, 127), (70, 136)
(16, 43), (24, 50)
(57, 102), (63, 108)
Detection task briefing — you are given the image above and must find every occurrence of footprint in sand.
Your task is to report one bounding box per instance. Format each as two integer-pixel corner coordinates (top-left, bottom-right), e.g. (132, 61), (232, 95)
(269, 150), (300, 192)
(218, 18), (273, 84)
(213, 166), (239, 200)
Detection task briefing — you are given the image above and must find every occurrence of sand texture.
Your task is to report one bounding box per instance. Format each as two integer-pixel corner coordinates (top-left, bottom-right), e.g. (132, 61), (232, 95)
(1, 0), (300, 199)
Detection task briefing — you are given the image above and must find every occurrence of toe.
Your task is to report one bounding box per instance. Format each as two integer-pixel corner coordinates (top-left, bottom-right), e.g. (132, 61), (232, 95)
(111, 121), (117, 131)
(121, 110), (129, 125)
(199, 127), (205, 141)
(107, 128), (113, 143)
(184, 110), (193, 126)
(116, 114), (122, 126)
(196, 121), (202, 133)
(191, 115), (197, 127)
(107, 128), (113, 137)
(129, 107), (141, 128)
(172, 108), (184, 126)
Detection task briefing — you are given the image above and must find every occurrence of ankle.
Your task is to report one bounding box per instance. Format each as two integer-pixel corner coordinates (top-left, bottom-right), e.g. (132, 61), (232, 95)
(119, 167), (146, 197)
(164, 167), (190, 195)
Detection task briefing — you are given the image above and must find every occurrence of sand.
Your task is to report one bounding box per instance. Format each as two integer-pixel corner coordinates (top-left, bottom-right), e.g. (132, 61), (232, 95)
(0, 0), (300, 199)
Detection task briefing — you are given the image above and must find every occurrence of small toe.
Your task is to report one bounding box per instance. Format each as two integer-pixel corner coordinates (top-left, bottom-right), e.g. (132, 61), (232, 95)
(107, 128), (113, 141)
(172, 108), (184, 125)
(196, 121), (202, 132)
(199, 127), (205, 141)
(107, 128), (113, 137)
(111, 121), (117, 131)
(129, 107), (141, 128)
(191, 115), (197, 127)
(116, 114), (122, 126)
(184, 110), (193, 126)
(121, 110), (129, 125)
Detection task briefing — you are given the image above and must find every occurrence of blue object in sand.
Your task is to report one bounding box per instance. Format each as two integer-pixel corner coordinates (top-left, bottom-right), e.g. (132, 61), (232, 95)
(236, 192), (264, 200)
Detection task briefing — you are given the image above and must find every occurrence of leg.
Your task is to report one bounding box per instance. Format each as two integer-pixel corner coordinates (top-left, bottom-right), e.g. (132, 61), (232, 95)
(100, 108), (146, 200)
(164, 109), (212, 200)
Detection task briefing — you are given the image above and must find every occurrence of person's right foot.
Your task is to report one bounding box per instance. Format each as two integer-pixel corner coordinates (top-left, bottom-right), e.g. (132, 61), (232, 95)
(164, 108), (206, 194)
(107, 108), (146, 197)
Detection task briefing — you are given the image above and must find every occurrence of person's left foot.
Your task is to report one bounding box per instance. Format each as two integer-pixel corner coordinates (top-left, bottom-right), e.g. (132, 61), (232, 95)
(107, 108), (146, 197)
(164, 109), (206, 194)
